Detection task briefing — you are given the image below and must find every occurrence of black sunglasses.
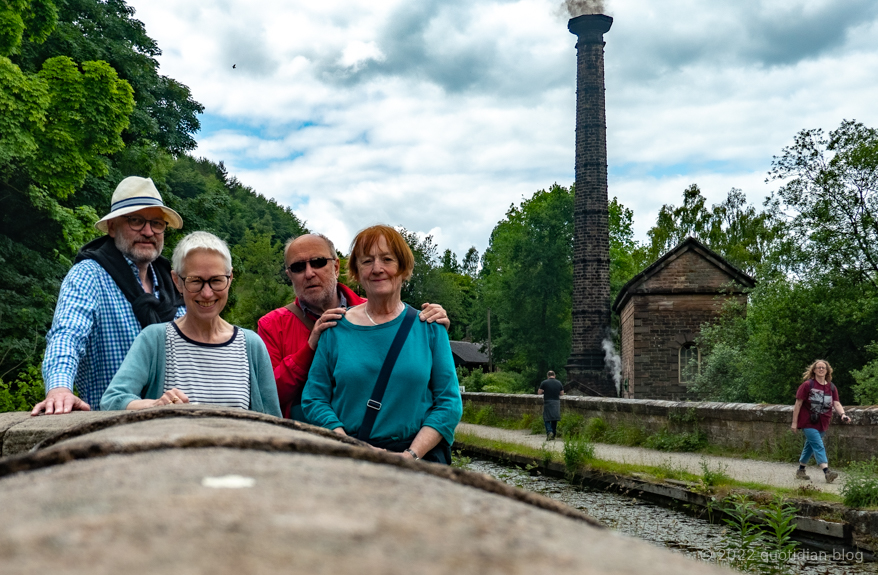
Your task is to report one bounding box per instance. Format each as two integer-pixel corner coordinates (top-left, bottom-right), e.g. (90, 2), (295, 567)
(288, 257), (333, 274)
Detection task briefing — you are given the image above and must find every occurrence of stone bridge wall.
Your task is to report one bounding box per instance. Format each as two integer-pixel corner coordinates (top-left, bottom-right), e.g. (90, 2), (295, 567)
(462, 393), (878, 462)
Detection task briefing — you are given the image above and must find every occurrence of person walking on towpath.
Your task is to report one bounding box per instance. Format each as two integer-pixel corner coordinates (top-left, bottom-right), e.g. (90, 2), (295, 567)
(791, 359), (851, 483)
(538, 371), (564, 440)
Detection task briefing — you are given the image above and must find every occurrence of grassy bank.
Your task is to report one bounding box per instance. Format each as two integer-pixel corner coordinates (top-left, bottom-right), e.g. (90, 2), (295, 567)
(454, 431), (844, 505)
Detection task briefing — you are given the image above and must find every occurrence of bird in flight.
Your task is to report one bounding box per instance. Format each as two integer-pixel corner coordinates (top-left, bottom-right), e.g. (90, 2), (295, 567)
(232, 64), (236, 69)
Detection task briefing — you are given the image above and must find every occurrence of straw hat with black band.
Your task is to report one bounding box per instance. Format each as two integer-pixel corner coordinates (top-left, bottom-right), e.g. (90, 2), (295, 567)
(95, 176), (183, 233)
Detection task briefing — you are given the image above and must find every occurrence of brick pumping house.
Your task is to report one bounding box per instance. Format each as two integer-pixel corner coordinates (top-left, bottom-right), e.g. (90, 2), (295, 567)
(612, 237), (756, 400)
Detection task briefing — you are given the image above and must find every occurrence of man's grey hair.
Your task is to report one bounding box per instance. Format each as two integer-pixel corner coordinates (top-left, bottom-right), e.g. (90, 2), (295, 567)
(172, 231), (233, 274)
(284, 233), (337, 261)
(547, 371), (556, 378)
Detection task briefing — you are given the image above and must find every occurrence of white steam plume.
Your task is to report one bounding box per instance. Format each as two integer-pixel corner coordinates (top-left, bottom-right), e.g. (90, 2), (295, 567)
(563, 0), (606, 18)
(602, 337), (622, 397)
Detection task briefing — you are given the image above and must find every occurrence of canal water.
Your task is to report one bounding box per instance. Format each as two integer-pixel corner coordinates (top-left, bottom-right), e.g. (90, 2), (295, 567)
(467, 458), (876, 575)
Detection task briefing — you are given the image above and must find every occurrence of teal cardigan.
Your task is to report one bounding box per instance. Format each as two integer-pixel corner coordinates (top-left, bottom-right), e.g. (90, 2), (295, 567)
(302, 304), (462, 445)
(100, 323), (282, 417)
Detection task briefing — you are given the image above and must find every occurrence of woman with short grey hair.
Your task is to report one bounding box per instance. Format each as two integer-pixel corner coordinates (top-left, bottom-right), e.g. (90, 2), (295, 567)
(101, 231), (281, 416)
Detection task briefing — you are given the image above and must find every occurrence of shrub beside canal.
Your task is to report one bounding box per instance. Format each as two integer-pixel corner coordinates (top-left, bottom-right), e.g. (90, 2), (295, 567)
(840, 458), (878, 508)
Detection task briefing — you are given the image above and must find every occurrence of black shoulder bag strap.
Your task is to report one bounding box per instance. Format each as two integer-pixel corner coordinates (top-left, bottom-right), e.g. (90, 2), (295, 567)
(356, 305), (418, 442)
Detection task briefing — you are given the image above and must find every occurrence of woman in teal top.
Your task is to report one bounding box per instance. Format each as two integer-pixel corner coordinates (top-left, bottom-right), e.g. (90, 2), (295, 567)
(302, 225), (462, 464)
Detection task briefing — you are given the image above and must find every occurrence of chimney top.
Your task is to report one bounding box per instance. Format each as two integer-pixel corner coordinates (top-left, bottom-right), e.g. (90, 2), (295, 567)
(568, 14), (613, 42)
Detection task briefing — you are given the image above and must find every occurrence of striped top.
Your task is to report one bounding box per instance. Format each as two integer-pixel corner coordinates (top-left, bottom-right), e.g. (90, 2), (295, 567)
(164, 323), (250, 410)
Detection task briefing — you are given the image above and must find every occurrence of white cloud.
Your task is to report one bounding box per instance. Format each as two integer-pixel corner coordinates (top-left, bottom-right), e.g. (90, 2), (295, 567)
(127, 0), (878, 258)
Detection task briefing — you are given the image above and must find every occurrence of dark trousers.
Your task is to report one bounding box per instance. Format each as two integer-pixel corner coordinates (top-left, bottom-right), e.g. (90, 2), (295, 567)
(544, 420), (558, 435)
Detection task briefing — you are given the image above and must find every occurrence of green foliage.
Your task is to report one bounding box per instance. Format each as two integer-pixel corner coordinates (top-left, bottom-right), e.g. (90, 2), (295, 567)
(644, 185), (783, 276)
(0, 364), (45, 412)
(668, 407), (700, 425)
(562, 433), (595, 479)
(760, 496), (800, 574)
(608, 196), (650, 302)
(584, 416), (608, 440)
(478, 183), (573, 385)
(720, 495), (766, 572)
(642, 428), (708, 452)
(769, 120), (878, 285)
(466, 405), (500, 427)
(450, 450), (472, 469)
(718, 494), (800, 574)
(692, 120), (878, 407)
(398, 230), (477, 342)
(13, 0), (203, 154)
(699, 457), (732, 487)
(459, 368), (529, 395)
(602, 422), (646, 446)
(0, 0), (57, 56)
(840, 458), (878, 508)
(480, 371), (529, 394)
(557, 413), (586, 438)
(224, 231), (289, 330)
(459, 367), (485, 392)
(851, 343), (878, 406)
(529, 412), (545, 435)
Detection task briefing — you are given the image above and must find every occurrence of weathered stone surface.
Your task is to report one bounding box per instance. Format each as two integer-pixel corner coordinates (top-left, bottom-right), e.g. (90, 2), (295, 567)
(2, 411), (120, 456)
(0, 446), (730, 575)
(50, 416), (342, 452)
(0, 412), (30, 435)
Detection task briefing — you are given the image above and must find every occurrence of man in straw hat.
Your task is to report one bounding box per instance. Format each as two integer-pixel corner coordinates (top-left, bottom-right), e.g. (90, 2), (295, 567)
(32, 177), (185, 415)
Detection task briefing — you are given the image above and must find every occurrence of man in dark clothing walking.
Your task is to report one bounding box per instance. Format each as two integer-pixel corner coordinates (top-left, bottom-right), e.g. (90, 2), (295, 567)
(538, 371), (565, 440)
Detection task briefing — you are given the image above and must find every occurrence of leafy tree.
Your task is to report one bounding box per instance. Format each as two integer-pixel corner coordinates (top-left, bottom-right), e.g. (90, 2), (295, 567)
(0, 1), (308, 399)
(12, 0), (203, 155)
(398, 230), (474, 341)
(691, 120), (878, 406)
(769, 120), (878, 286)
(608, 196), (649, 302)
(440, 249), (459, 273)
(644, 185), (783, 276)
(461, 246), (480, 278)
(478, 184), (574, 387)
(1, 0), (135, 379)
(224, 231), (290, 331)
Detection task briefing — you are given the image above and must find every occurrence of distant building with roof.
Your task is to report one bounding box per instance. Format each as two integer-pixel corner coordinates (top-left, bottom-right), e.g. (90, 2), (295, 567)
(449, 341), (489, 373)
(611, 237), (756, 400)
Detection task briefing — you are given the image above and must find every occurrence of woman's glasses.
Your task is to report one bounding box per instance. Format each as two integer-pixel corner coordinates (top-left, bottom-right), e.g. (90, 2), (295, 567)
(288, 257), (332, 274)
(180, 275), (231, 293)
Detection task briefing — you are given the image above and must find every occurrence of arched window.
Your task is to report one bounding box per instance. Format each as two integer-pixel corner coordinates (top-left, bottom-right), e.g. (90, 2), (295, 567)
(679, 343), (700, 384)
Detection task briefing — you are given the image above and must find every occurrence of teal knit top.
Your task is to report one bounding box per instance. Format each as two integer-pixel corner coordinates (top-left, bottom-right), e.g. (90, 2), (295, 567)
(302, 305), (462, 445)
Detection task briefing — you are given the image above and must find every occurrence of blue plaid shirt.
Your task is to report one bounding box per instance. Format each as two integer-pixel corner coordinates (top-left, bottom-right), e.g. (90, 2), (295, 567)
(43, 258), (185, 409)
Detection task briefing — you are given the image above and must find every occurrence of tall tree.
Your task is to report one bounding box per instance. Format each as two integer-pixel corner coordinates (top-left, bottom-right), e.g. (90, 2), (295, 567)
(478, 184), (574, 386)
(1, 0), (136, 379)
(769, 120), (878, 286)
(644, 185), (783, 276)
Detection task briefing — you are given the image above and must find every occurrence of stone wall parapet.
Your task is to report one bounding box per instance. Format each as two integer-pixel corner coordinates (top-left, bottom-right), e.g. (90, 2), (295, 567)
(462, 393), (878, 461)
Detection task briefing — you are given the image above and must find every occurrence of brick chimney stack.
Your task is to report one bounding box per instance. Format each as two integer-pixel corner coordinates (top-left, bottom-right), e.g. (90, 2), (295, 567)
(565, 14), (615, 396)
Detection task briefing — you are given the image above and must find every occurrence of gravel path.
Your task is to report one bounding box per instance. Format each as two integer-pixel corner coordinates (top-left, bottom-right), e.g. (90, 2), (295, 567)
(456, 423), (844, 495)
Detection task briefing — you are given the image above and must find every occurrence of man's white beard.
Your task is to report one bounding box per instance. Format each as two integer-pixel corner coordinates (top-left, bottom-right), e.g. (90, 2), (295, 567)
(114, 234), (161, 266)
(298, 279), (338, 312)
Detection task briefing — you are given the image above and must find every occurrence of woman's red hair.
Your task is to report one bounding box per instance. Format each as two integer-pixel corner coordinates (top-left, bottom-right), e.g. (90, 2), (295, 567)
(347, 225), (415, 283)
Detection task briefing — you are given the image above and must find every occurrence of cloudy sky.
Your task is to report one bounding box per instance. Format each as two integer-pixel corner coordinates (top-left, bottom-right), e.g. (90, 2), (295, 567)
(127, 0), (878, 259)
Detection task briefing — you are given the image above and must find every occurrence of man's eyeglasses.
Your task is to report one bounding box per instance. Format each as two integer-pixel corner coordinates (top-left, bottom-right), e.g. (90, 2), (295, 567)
(125, 215), (168, 233)
(288, 257), (333, 274)
(180, 275), (231, 293)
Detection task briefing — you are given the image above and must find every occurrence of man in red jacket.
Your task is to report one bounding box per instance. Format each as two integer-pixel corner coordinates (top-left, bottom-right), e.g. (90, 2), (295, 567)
(258, 233), (449, 419)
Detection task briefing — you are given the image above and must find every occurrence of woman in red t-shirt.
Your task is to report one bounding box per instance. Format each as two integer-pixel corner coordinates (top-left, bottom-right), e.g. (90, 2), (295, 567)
(791, 359), (851, 483)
